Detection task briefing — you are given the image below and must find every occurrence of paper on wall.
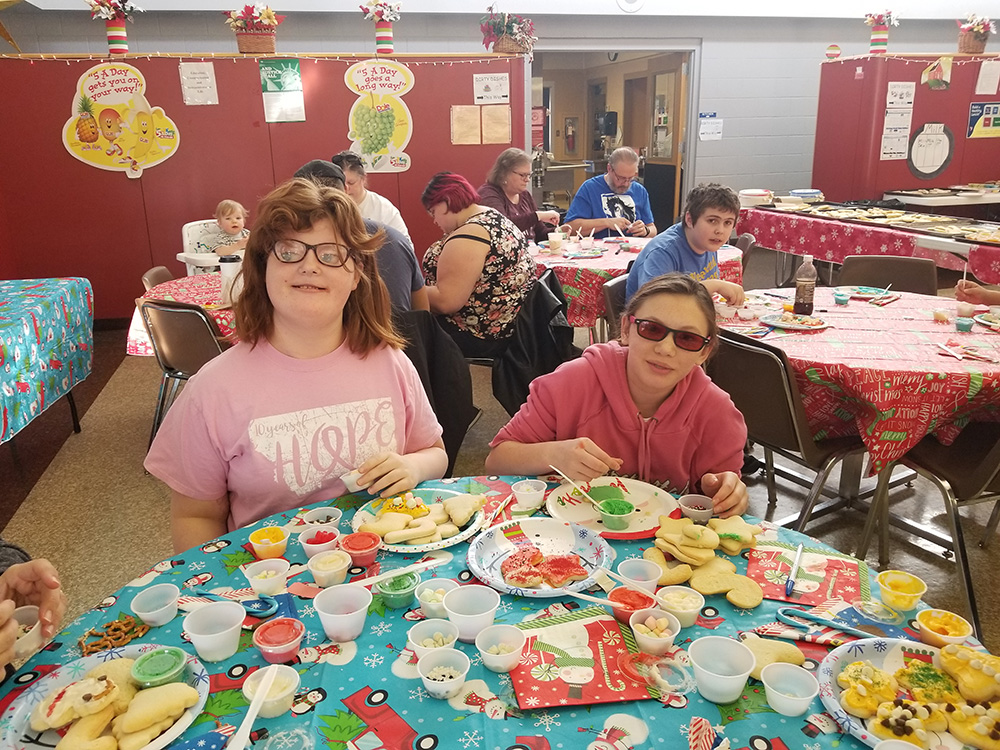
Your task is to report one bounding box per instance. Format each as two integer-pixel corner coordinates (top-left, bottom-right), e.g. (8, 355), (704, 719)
(178, 62), (218, 105)
(880, 107), (911, 160)
(976, 60), (1000, 96)
(474, 73), (509, 104)
(259, 59), (304, 123)
(451, 105), (481, 144)
(886, 81), (915, 109)
(481, 105), (511, 144)
(698, 118), (722, 141)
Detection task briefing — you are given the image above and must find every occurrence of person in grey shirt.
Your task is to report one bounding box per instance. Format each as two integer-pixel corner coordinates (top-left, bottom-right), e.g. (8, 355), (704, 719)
(0, 539), (66, 672)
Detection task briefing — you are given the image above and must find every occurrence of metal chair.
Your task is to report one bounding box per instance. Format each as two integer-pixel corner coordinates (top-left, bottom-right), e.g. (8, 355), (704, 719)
(137, 298), (226, 448)
(602, 275), (628, 340)
(837, 255), (938, 295)
(142, 266), (173, 292)
(856, 422), (1000, 641)
(707, 330), (870, 532)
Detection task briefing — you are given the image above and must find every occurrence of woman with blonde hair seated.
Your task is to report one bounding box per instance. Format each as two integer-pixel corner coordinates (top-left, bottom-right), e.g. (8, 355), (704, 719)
(146, 178), (447, 552)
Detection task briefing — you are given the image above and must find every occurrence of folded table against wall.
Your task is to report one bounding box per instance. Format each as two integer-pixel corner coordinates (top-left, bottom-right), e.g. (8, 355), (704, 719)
(0, 278), (93, 443)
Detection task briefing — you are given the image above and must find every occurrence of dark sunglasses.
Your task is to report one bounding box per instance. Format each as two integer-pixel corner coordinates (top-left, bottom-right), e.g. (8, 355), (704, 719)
(628, 316), (712, 352)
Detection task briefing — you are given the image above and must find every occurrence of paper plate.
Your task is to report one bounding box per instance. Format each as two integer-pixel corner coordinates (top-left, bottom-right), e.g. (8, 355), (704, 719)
(974, 313), (1000, 330)
(351, 487), (485, 553)
(0, 643), (209, 750)
(466, 518), (614, 598)
(817, 637), (965, 749)
(834, 285), (888, 300)
(545, 476), (677, 539)
(760, 313), (830, 331)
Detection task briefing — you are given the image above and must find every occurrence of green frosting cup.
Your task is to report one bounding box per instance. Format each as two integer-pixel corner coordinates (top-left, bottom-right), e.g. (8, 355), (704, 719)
(376, 571), (422, 609)
(598, 499), (634, 531)
(131, 646), (187, 687)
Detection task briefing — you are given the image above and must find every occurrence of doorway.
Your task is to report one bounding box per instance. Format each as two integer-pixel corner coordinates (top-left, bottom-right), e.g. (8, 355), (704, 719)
(623, 76), (649, 153)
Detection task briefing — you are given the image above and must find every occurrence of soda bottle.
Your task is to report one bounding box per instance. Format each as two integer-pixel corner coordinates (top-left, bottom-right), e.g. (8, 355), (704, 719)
(793, 254), (817, 316)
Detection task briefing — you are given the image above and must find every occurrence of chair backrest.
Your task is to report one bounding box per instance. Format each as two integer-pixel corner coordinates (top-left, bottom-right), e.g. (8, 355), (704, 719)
(137, 298), (225, 379)
(838, 255), (938, 295)
(734, 232), (756, 253)
(142, 266), (173, 292)
(602, 275), (628, 340)
(707, 331), (824, 465)
(181, 220), (221, 275)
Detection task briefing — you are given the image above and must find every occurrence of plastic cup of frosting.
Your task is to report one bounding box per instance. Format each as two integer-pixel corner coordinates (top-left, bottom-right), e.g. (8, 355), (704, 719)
(598, 498), (634, 531)
(130, 646), (188, 688)
(248, 526), (289, 559)
(252, 617), (306, 664)
(656, 586), (705, 628)
(608, 586), (656, 624)
(243, 664), (300, 719)
(340, 531), (381, 567)
(307, 550), (352, 587)
(375, 571), (422, 609)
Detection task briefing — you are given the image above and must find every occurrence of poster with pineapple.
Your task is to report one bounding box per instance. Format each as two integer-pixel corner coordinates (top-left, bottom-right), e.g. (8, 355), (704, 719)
(62, 63), (180, 179)
(344, 59), (413, 173)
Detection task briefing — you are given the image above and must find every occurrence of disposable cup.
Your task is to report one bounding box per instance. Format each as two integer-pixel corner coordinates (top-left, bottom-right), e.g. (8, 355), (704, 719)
(375, 571), (421, 609)
(248, 526), (289, 559)
(243, 664), (300, 719)
(442, 584), (500, 642)
(417, 648), (471, 700)
(876, 569), (926, 611)
(608, 586), (656, 623)
(760, 662), (819, 716)
(308, 550), (351, 587)
(547, 232), (563, 251)
(598, 499), (634, 531)
(252, 617), (306, 664)
(511, 479), (546, 511)
(687, 636), (755, 704)
(677, 494), (713, 524)
(243, 558), (290, 596)
(12, 606), (42, 660)
(834, 292), (850, 306)
(301, 506), (343, 530)
(656, 586), (705, 628)
(183, 600), (245, 663)
(129, 583), (180, 627)
(956, 301), (976, 318)
(475, 624), (526, 672)
(407, 618), (459, 660)
(616, 559), (661, 593)
(313, 585), (372, 643)
(579, 237), (595, 249)
(340, 532), (381, 567)
(629, 608), (680, 656)
(956, 317), (975, 332)
(415, 579), (459, 619)
(300, 528), (340, 559)
(341, 469), (365, 494)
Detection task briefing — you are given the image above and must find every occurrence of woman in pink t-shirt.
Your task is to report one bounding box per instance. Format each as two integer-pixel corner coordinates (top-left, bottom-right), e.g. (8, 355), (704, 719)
(146, 179), (447, 552)
(485, 274), (748, 518)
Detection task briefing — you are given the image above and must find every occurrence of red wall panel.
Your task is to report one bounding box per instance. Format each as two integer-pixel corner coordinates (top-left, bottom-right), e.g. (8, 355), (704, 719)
(0, 55), (524, 318)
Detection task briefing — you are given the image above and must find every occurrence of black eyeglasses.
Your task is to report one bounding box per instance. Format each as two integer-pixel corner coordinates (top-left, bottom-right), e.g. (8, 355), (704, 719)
(629, 316), (712, 352)
(512, 170), (532, 179)
(272, 239), (352, 268)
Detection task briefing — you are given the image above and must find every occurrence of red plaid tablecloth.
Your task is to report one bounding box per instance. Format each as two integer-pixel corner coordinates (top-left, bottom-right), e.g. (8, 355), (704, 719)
(127, 274), (235, 356)
(727, 288), (1000, 473)
(735, 207), (994, 276)
(533, 240), (743, 328)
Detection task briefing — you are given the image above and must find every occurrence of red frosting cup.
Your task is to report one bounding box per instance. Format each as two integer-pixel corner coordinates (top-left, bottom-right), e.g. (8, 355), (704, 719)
(608, 587), (655, 623)
(340, 531), (382, 567)
(253, 617), (306, 664)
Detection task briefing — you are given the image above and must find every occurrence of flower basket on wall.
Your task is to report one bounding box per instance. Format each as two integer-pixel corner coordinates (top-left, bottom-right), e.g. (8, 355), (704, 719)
(864, 11), (898, 55)
(361, 2), (401, 56)
(235, 29), (276, 54)
(86, 0), (142, 55)
(956, 16), (995, 54)
(493, 34), (527, 54)
(480, 6), (536, 57)
(959, 30), (987, 53)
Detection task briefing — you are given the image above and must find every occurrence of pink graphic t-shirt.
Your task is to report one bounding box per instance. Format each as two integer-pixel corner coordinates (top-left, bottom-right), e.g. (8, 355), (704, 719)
(144, 339), (443, 531)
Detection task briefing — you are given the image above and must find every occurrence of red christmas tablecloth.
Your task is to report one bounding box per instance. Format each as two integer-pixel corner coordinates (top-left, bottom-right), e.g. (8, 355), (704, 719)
(533, 240), (743, 328)
(727, 289), (1000, 473)
(127, 273), (235, 356)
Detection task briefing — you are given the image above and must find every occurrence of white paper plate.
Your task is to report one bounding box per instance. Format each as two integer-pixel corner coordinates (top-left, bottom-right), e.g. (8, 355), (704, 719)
(817, 637), (964, 749)
(0, 643), (209, 750)
(351, 487), (485, 553)
(760, 313), (830, 331)
(834, 285), (887, 300)
(974, 313), (1000, 330)
(546, 476), (677, 540)
(466, 517), (614, 598)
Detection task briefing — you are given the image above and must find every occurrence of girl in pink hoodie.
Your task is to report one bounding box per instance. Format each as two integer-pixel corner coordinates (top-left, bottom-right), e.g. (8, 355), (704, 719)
(486, 274), (748, 517)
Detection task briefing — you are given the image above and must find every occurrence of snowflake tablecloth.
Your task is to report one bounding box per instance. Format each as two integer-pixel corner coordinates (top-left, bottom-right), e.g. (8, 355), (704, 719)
(0, 476), (881, 750)
(127, 273), (236, 356)
(0, 278), (93, 443)
(726, 289), (1000, 473)
(533, 241), (743, 328)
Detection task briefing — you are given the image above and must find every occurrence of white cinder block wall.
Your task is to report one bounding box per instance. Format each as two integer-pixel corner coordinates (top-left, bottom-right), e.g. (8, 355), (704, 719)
(3, 6), (953, 193)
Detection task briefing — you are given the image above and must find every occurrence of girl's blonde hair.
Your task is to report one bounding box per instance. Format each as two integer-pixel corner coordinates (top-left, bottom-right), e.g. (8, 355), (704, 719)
(215, 199), (248, 220)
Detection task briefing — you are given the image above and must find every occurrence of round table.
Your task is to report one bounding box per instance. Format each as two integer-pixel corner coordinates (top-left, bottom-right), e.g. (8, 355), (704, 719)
(1, 476), (924, 750)
(127, 274), (235, 356)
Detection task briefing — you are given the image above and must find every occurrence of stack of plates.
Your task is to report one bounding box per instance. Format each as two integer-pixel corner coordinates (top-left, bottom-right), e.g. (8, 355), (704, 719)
(739, 189), (774, 207)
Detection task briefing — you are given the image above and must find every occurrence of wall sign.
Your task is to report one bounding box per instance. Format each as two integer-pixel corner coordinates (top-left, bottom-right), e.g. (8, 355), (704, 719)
(968, 102), (1000, 139)
(907, 123), (953, 179)
(473, 73), (509, 104)
(344, 60), (414, 173)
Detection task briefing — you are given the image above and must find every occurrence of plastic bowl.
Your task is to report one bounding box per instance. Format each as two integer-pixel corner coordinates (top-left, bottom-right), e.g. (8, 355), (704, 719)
(307, 550), (351, 587)
(916, 608), (972, 647)
(301, 506), (343, 530)
(629, 608), (680, 656)
(407, 618), (459, 660)
(252, 617), (306, 664)
(677, 494), (713, 524)
(760, 662), (819, 716)
(876, 570), (926, 611)
(375, 571), (422, 609)
(300, 528), (340, 559)
(244, 558), (291, 596)
(414, 579), (459, 619)
(655, 586), (705, 628)
(475, 624), (526, 672)
(248, 526), (289, 559)
(243, 664), (301, 719)
(130, 583), (180, 627)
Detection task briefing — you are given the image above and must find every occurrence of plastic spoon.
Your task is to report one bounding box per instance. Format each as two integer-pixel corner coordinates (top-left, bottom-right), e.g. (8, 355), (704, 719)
(228, 663), (279, 750)
(345, 556), (448, 589)
(594, 567), (672, 609)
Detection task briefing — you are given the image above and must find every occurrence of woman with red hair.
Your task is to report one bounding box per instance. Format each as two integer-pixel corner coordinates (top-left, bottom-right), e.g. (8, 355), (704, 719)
(421, 172), (536, 358)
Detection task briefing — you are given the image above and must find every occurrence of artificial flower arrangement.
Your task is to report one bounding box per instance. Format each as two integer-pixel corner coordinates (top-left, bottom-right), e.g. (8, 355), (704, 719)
(480, 5), (536, 54)
(864, 10), (899, 27)
(223, 3), (286, 32)
(958, 14), (996, 42)
(85, 0), (143, 22)
(360, 0), (401, 23)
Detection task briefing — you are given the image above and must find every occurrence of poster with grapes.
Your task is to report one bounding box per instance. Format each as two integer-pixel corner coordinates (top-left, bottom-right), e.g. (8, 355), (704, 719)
(344, 59), (413, 172)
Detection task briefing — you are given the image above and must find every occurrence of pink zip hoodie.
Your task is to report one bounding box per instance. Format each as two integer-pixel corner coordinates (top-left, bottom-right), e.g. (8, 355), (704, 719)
(491, 341), (746, 495)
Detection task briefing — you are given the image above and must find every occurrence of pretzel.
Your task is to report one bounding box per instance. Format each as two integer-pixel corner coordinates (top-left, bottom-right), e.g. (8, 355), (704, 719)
(79, 615), (149, 655)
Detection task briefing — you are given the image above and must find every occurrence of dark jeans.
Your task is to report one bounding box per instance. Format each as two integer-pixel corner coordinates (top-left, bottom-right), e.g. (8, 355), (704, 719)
(438, 319), (511, 359)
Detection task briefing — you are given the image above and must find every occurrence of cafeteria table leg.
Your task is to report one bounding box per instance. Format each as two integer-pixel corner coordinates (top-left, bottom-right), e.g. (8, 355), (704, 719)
(66, 390), (81, 433)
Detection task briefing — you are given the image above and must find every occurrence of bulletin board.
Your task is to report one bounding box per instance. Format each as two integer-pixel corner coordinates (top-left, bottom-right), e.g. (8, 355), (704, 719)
(0, 54), (526, 319)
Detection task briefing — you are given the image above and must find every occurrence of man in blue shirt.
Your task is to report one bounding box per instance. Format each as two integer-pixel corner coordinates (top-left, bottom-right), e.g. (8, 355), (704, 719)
(565, 147), (657, 240)
(626, 182), (744, 305)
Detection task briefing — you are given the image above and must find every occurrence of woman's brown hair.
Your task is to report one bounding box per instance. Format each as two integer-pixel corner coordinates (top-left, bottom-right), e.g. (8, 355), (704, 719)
(622, 273), (719, 358)
(234, 178), (403, 353)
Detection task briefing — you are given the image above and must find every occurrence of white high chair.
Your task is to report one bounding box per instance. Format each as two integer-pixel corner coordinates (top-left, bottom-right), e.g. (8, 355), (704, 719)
(177, 219), (222, 275)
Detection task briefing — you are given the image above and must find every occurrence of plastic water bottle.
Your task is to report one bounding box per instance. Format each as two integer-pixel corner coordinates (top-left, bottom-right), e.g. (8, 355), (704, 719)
(793, 254), (817, 316)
